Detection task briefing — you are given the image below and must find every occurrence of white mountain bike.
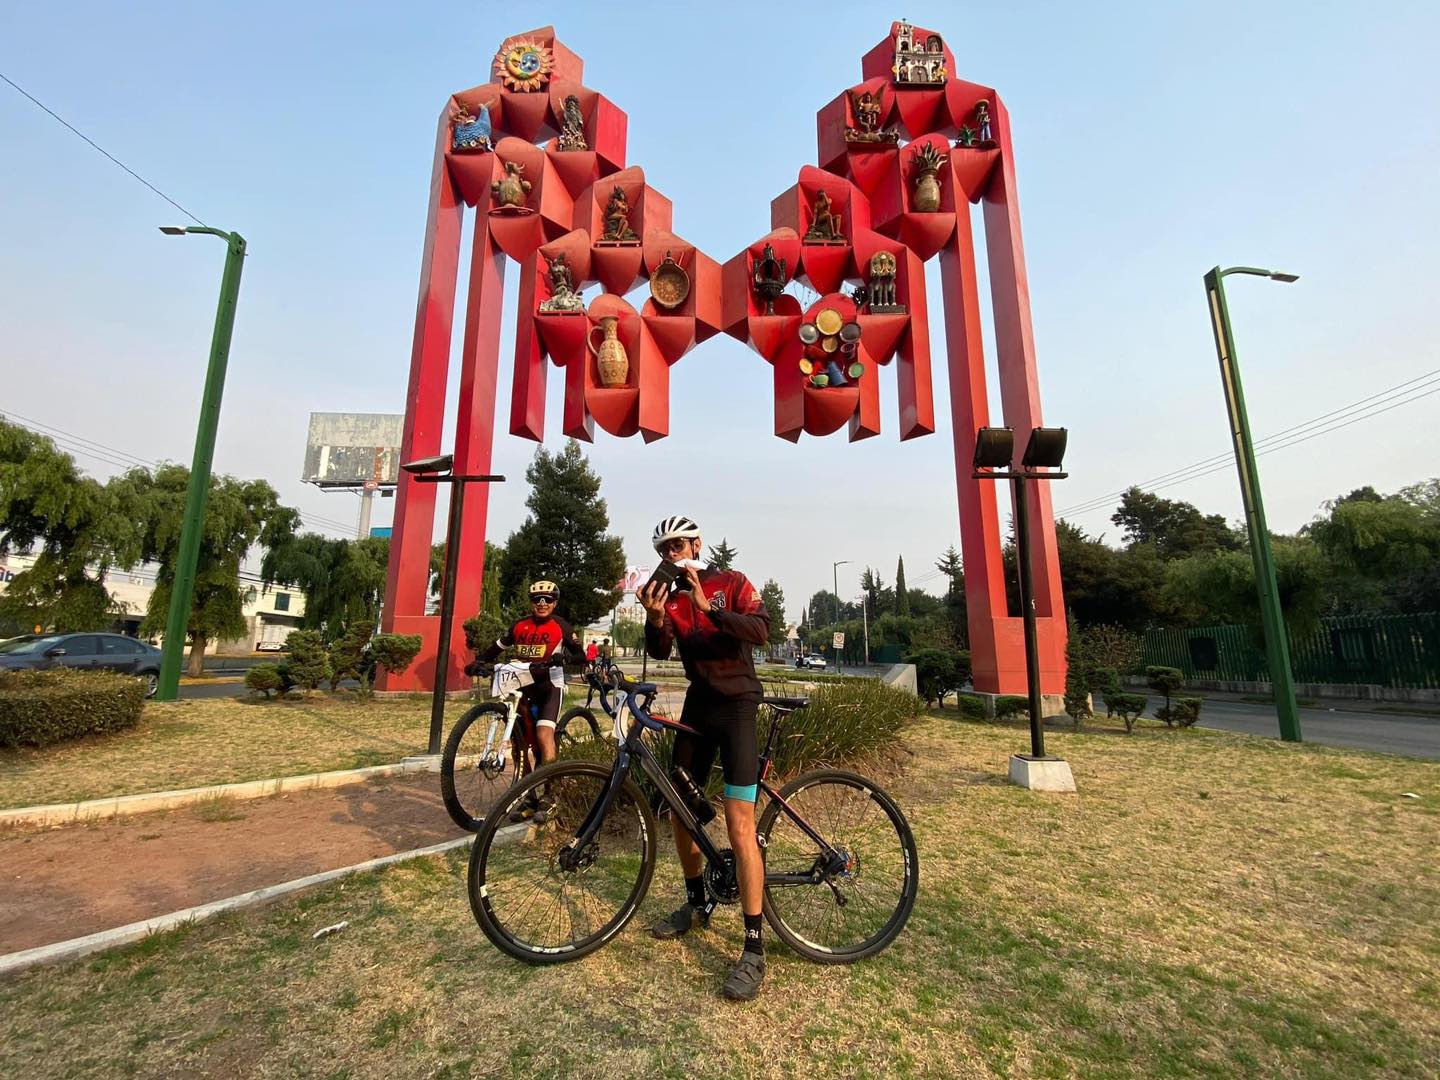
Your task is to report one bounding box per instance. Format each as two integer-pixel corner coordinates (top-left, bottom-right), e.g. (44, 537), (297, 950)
(440, 661), (601, 831)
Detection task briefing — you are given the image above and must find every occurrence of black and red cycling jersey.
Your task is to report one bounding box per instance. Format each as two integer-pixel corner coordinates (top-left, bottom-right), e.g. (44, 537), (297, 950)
(645, 567), (770, 699)
(479, 615), (585, 671)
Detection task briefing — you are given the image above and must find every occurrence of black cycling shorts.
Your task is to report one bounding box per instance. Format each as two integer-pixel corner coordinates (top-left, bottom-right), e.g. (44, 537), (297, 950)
(672, 687), (759, 802)
(520, 680), (562, 731)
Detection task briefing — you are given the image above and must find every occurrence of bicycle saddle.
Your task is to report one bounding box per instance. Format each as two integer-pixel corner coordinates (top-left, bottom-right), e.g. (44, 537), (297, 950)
(761, 696), (809, 711)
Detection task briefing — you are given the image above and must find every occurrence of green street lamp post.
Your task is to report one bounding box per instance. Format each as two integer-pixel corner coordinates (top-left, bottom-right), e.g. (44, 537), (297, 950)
(832, 559), (850, 671)
(1203, 265), (1302, 743)
(154, 226), (247, 702)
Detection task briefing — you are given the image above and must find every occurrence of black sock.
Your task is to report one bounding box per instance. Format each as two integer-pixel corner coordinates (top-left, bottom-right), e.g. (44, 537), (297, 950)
(685, 875), (706, 909)
(743, 912), (764, 956)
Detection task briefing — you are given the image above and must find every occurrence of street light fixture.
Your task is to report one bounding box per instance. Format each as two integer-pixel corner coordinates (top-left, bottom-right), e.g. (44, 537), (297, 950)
(400, 455), (504, 755)
(1204, 264), (1302, 742)
(154, 224), (248, 701)
(832, 559), (851, 670)
(973, 426), (1068, 767)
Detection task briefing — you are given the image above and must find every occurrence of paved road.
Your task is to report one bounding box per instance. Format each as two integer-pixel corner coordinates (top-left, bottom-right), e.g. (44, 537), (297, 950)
(1135, 694), (1440, 760)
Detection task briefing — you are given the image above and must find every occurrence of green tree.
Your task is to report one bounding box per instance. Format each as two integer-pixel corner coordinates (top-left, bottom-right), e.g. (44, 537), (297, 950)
(1054, 520), (1171, 631)
(904, 647), (963, 707)
(709, 538), (738, 571)
(935, 546), (967, 646)
(132, 465), (299, 675)
(264, 534), (389, 641)
(0, 420), (141, 632)
(894, 556), (910, 615)
(759, 579), (787, 651)
(1112, 487), (1241, 559)
(1163, 538), (1329, 641)
(1306, 485), (1440, 614)
(859, 567), (889, 618)
(499, 441), (625, 628)
(1063, 612), (1092, 730)
(612, 614), (645, 656)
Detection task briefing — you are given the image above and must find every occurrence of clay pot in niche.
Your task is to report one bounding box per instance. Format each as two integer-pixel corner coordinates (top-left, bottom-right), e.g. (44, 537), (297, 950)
(588, 316), (629, 387)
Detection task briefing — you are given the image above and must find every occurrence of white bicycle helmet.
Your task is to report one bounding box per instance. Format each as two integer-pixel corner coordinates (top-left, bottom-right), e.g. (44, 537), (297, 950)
(651, 515), (701, 553)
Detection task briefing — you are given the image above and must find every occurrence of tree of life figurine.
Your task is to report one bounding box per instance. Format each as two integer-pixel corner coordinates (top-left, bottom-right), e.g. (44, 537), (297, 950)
(752, 243), (787, 316)
(556, 94), (587, 151)
(803, 191), (845, 245)
(599, 185), (639, 244)
(451, 101), (493, 152)
(538, 252), (585, 313)
(489, 160), (532, 213)
(845, 89), (899, 145)
(867, 251), (904, 313)
(973, 100), (997, 149)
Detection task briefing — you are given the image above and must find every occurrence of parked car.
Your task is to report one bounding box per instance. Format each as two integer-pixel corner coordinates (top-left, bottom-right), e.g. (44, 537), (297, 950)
(795, 653), (828, 670)
(0, 632), (164, 697)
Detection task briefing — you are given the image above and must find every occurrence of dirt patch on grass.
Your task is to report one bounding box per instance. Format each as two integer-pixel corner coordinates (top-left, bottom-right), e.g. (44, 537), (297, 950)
(0, 773), (465, 953)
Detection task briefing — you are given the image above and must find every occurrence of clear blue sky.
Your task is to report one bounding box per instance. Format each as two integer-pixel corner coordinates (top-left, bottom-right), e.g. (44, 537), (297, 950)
(3, 2), (1438, 620)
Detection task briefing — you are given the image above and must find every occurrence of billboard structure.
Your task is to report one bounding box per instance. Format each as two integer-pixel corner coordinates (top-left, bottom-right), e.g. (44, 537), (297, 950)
(302, 413), (403, 537)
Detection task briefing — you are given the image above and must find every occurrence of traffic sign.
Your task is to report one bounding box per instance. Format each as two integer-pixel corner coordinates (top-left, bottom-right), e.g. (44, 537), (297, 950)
(832, 632), (845, 648)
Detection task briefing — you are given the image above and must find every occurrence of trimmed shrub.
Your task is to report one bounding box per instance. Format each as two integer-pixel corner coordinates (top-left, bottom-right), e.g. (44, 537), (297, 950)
(369, 633), (422, 682)
(1146, 666), (1185, 718)
(995, 695), (1030, 722)
(953, 694), (987, 720)
(244, 663), (284, 699)
(284, 630), (331, 694)
(328, 625), (373, 690)
(904, 647), (966, 707)
(1103, 691), (1148, 733)
(1158, 696), (1204, 728)
(0, 668), (146, 748)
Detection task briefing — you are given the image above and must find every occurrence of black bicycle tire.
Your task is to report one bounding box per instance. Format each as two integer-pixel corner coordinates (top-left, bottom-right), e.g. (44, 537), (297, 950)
(556, 705), (603, 745)
(758, 768), (919, 964)
(468, 759), (657, 964)
(440, 702), (512, 832)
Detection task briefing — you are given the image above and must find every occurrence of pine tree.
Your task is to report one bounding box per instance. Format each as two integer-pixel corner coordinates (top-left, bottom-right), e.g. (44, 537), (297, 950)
(935, 545), (966, 646)
(860, 567), (886, 617)
(759, 579), (787, 650)
(1063, 611), (1092, 730)
(709, 538), (738, 571)
(895, 555), (910, 615)
(498, 441), (626, 628)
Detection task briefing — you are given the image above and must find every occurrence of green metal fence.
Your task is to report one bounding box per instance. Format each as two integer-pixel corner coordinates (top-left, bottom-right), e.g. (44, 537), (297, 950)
(1142, 613), (1440, 689)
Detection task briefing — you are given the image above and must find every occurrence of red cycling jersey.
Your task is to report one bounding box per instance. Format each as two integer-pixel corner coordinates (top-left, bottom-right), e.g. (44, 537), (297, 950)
(645, 567), (770, 699)
(480, 615), (584, 667)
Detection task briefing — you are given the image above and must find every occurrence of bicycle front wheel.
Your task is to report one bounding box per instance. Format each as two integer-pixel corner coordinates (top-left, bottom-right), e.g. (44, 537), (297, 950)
(440, 702), (513, 832)
(556, 705), (603, 747)
(468, 760), (656, 964)
(758, 768), (918, 964)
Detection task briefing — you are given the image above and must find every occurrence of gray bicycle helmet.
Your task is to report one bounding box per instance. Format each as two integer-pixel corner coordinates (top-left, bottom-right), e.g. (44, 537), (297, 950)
(651, 515), (701, 553)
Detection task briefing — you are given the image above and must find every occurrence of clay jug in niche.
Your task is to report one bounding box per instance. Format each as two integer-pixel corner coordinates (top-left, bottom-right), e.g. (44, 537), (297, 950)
(588, 316), (629, 387)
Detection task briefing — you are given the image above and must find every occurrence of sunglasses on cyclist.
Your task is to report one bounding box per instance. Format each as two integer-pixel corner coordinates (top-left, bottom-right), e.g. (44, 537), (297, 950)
(530, 595), (555, 605)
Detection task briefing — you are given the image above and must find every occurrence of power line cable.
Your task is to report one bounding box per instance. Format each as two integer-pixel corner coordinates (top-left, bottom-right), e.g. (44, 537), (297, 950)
(1058, 383), (1440, 520)
(1, 410), (158, 469)
(1056, 370), (1440, 518)
(0, 70), (207, 227)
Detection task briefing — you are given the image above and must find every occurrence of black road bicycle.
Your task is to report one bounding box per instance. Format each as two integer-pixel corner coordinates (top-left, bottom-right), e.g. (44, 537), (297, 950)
(466, 674), (919, 964)
(440, 661), (603, 831)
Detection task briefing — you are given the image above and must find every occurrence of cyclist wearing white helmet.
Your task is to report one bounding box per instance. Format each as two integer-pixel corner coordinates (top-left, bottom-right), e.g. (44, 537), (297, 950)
(638, 515), (772, 1001)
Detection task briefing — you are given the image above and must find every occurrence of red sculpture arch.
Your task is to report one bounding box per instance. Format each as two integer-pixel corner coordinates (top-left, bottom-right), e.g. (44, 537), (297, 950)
(382, 22), (1066, 699)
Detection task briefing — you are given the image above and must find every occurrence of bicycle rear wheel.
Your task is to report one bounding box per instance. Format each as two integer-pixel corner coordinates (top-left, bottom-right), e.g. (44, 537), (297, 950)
(440, 702), (513, 832)
(468, 760), (656, 964)
(758, 769), (918, 963)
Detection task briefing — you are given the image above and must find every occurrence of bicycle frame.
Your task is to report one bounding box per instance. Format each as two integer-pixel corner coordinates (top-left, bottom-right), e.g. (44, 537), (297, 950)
(558, 682), (848, 886)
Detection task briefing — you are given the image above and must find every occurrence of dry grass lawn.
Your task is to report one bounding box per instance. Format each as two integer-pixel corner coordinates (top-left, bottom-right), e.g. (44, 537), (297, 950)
(0, 695), (475, 809)
(2, 712), (1438, 1078)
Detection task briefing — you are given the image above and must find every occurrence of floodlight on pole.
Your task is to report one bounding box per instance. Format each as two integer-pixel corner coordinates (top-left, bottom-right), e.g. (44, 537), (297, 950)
(1204, 264), (1302, 742)
(973, 425), (1069, 761)
(402, 455), (504, 754)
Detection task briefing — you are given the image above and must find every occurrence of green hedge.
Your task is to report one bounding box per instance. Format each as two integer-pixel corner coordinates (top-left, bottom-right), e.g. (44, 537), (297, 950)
(0, 668), (146, 748)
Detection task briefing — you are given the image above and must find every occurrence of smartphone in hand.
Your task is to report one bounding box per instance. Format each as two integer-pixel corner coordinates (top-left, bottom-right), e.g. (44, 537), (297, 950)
(645, 561), (685, 594)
